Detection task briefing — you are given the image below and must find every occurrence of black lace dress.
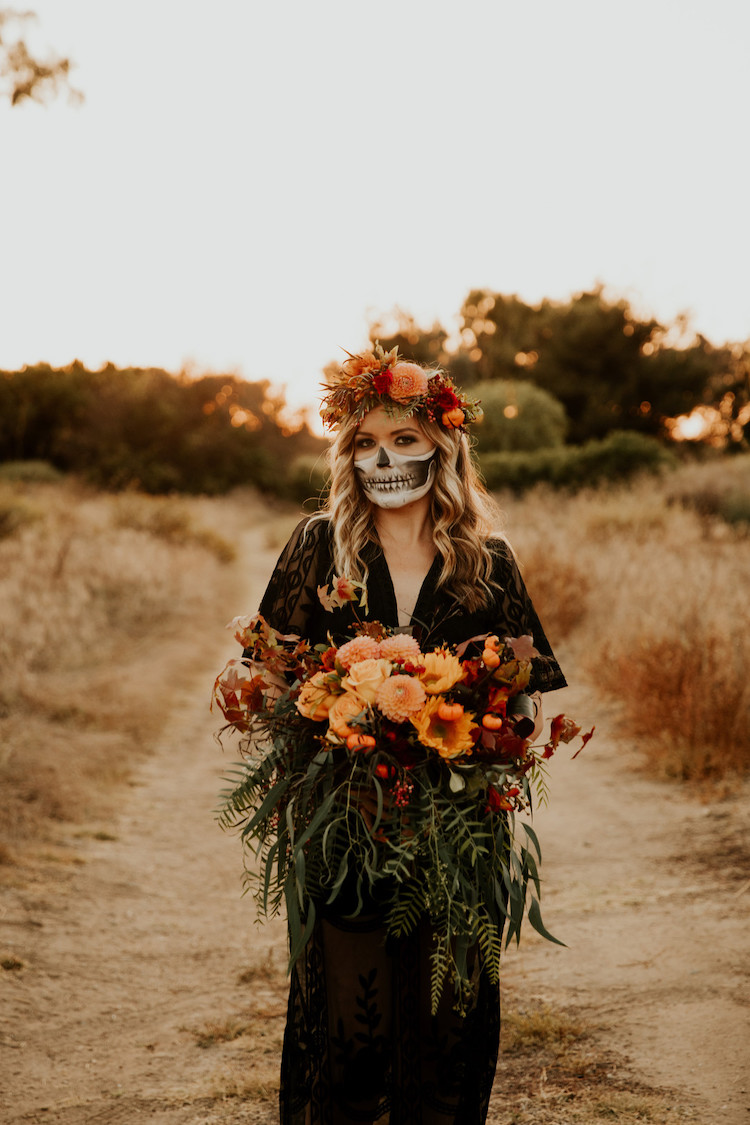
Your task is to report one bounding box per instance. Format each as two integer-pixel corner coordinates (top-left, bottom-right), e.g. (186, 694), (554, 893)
(255, 517), (567, 1125)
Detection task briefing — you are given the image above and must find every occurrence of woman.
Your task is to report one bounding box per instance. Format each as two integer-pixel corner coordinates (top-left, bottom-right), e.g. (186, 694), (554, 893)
(255, 346), (567, 1124)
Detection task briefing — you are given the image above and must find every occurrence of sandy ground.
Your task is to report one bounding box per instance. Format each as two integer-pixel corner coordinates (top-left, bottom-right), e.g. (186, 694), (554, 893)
(1, 531), (749, 1124)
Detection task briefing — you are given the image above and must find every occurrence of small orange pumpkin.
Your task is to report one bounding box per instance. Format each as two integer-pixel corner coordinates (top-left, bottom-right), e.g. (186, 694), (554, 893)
(482, 649), (501, 669)
(346, 733), (377, 752)
(481, 713), (504, 731)
(437, 701), (464, 722)
(441, 407), (465, 429)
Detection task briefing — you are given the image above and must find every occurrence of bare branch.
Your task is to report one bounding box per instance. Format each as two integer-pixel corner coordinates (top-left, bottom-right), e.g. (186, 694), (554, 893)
(0, 8), (83, 107)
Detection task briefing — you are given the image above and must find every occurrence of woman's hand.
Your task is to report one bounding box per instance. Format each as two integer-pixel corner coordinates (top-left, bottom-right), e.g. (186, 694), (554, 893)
(529, 691), (544, 742)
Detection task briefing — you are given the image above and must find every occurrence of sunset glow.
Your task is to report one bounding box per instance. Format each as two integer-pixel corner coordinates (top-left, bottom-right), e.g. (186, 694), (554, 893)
(2, 0), (749, 414)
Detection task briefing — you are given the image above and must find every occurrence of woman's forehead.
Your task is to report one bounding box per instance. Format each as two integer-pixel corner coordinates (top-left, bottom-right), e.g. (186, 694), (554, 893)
(357, 407), (424, 437)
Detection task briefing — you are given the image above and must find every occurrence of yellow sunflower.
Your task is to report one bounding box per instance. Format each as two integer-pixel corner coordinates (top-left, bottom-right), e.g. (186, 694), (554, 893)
(418, 650), (465, 694)
(411, 696), (476, 760)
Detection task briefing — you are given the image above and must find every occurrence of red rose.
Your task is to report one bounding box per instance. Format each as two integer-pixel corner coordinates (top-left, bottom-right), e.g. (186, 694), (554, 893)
(436, 388), (459, 410)
(372, 370), (393, 394)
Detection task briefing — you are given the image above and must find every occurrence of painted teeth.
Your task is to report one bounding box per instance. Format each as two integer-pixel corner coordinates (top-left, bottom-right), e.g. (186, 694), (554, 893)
(365, 476), (414, 490)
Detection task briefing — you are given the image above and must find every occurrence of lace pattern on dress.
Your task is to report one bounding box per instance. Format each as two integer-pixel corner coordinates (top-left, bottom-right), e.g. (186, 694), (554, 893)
(279, 915), (500, 1124)
(258, 517), (329, 637)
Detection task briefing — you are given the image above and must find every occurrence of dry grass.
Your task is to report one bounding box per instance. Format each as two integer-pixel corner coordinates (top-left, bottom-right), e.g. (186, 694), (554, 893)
(189, 1017), (250, 1049)
(513, 542), (591, 641)
(499, 460), (750, 783)
(502, 1002), (586, 1053)
(4, 456), (746, 863)
(489, 994), (700, 1123)
(180, 993), (698, 1124)
(0, 480), (272, 860)
(111, 492), (238, 562)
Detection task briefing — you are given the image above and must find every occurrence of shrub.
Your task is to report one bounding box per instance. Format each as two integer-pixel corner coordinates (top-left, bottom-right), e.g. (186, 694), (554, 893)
(284, 454), (329, 506)
(472, 379), (568, 453)
(596, 624), (750, 781)
(0, 460), (63, 483)
(479, 430), (676, 492)
(667, 453), (750, 531)
(721, 490), (750, 528)
(0, 494), (41, 540)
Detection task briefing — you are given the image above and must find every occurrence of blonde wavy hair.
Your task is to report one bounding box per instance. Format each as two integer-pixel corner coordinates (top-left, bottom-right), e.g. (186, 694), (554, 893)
(310, 409), (507, 613)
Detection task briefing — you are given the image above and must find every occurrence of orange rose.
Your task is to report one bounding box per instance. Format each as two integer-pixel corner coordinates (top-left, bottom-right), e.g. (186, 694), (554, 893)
(296, 672), (339, 722)
(342, 658), (393, 704)
(327, 691), (368, 739)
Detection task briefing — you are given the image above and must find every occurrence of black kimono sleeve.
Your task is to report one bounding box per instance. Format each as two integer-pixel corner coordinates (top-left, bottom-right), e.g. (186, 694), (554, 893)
(255, 517), (331, 636)
(488, 538), (567, 694)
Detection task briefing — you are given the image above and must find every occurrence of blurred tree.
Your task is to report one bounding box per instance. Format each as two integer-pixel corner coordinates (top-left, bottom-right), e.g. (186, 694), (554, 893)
(367, 309), (449, 368)
(0, 364), (324, 494)
(702, 343), (750, 449)
(471, 379), (568, 454)
(459, 288), (717, 444)
(0, 9), (82, 106)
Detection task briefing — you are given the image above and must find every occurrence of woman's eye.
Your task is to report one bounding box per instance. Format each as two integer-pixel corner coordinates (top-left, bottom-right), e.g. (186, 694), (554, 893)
(354, 439), (374, 451)
(395, 435), (417, 445)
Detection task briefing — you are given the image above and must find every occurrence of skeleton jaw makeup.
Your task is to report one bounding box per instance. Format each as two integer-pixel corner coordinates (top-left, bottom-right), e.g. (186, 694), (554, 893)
(355, 444), (437, 509)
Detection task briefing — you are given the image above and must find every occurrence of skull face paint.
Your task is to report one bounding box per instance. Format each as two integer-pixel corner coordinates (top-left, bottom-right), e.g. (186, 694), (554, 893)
(354, 443), (437, 509)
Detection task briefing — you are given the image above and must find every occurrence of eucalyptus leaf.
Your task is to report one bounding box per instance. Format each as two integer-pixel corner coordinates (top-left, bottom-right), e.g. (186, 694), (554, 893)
(528, 897), (566, 946)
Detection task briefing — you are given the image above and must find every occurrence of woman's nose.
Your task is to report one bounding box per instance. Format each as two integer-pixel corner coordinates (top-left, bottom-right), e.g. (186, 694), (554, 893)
(376, 446), (391, 467)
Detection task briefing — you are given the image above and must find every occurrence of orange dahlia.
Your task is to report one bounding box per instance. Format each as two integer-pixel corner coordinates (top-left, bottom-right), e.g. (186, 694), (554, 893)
(336, 636), (382, 669)
(388, 362), (430, 402)
(379, 634), (422, 664)
(375, 674), (426, 722)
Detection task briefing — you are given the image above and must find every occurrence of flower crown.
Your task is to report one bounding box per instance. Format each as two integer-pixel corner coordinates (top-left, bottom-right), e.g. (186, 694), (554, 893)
(319, 343), (482, 432)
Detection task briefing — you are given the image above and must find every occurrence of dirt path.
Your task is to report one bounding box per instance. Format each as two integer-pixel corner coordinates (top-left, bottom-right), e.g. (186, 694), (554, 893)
(502, 679), (750, 1123)
(2, 530), (749, 1123)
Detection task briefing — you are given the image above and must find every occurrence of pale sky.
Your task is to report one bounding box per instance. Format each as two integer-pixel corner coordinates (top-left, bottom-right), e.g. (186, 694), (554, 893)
(2, 0), (749, 423)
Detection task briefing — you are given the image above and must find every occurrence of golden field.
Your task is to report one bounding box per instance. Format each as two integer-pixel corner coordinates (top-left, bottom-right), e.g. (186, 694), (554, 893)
(1, 457), (749, 863)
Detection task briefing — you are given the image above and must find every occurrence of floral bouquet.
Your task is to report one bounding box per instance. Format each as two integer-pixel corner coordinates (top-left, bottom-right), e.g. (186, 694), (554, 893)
(214, 578), (592, 1012)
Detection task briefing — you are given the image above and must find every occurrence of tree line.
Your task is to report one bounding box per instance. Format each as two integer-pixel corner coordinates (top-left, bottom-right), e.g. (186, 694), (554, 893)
(366, 287), (750, 450)
(3, 289), (748, 501)
(0, 363), (324, 496)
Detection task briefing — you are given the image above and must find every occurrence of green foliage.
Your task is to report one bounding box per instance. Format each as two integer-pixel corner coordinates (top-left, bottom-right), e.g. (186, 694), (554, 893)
(364, 288), (745, 448)
(218, 710), (555, 1014)
(667, 454), (750, 529)
(284, 454), (329, 506)
(720, 490), (750, 527)
(0, 363), (325, 497)
(479, 430), (677, 493)
(0, 460), (62, 483)
(472, 379), (568, 454)
(0, 494), (41, 539)
(458, 288), (717, 444)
